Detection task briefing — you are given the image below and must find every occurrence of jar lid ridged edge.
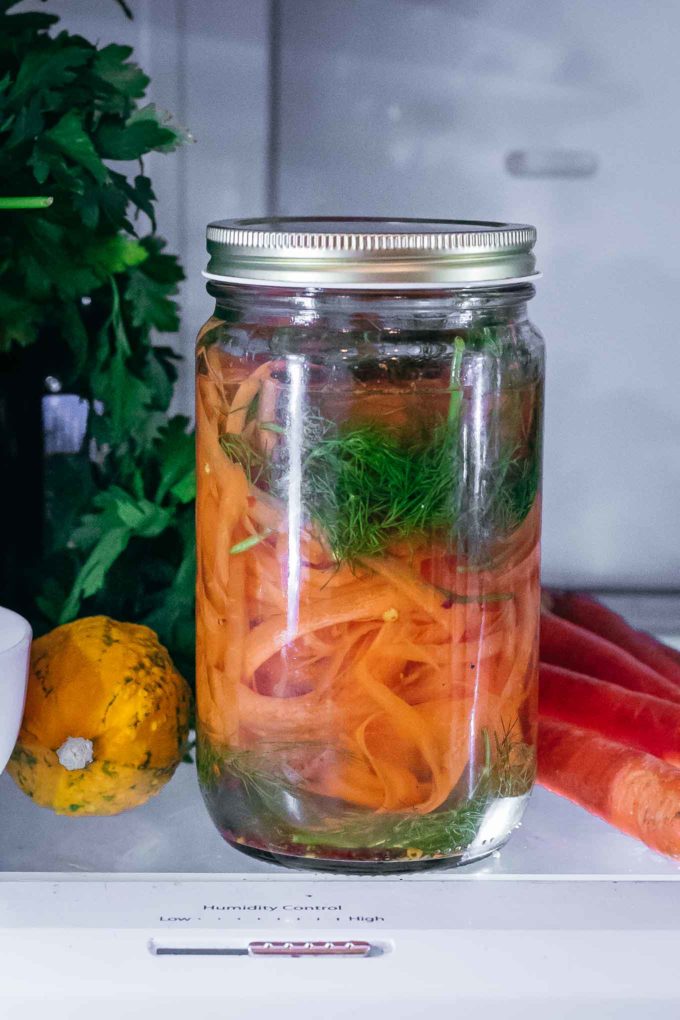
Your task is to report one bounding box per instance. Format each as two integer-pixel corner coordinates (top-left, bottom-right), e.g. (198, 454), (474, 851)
(205, 218), (538, 287)
(206, 222), (536, 255)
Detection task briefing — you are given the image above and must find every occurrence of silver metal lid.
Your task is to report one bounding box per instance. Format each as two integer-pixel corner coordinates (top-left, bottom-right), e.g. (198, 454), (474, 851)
(204, 217), (538, 290)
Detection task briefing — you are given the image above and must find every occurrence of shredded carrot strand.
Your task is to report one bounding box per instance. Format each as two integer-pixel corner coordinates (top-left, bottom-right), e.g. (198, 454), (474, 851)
(196, 361), (540, 813)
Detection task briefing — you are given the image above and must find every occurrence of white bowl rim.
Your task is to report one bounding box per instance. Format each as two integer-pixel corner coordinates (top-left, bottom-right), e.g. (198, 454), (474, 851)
(0, 606), (32, 655)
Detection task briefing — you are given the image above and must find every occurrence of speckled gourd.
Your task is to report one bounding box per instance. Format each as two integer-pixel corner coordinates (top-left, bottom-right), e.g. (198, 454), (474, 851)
(7, 616), (191, 816)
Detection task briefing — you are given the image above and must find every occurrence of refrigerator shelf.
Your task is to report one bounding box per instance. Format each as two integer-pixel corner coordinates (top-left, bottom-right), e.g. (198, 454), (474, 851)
(1, 765), (679, 880)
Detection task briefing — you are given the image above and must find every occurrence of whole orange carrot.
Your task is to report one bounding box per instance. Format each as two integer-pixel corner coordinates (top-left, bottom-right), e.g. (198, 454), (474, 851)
(539, 663), (680, 767)
(541, 610), (680, 705)
(547, 591), (680, 690)
(538, 717), (680, 858)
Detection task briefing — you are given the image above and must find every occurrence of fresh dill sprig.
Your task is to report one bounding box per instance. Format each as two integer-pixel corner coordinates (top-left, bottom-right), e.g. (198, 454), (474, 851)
(291, 793), (491, 855)
(465, 324), (505, 357)
(217, 334), (540, 564)
(201, 724), (536, 858)
(198, 738), (356, 799)
(219, 407), (539, 564)
(219, 432), (271, 487)
(300, 417), (458, 563)
(497, 445), (541, 534)
(298, 415), (539, 564)
(487, 720), (537, 799)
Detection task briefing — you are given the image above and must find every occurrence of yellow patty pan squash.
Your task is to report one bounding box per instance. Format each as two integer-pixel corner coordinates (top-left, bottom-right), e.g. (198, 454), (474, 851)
(7, 616), (191, 816)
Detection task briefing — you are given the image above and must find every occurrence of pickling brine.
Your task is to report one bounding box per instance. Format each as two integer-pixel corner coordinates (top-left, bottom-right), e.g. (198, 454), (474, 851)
(196, 218), (544, 870)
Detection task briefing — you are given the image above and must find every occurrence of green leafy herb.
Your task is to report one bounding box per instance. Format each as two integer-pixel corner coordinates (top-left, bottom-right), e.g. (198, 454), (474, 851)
(293, 405), (539, 564)
(45, 109), (108, 182)
(0, 1), (195, 679)
(0, 195), (53, 209)
(218, 359), (540, 567)
(298, 416), (458, 562)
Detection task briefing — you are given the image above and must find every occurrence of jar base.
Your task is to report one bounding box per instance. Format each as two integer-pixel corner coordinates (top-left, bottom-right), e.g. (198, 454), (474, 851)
(214, 792), (530, 874)
(220, 833), (511, 875)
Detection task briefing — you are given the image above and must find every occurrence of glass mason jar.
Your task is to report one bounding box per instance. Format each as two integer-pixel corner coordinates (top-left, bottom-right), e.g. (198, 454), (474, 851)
(196, 218), (544, 872)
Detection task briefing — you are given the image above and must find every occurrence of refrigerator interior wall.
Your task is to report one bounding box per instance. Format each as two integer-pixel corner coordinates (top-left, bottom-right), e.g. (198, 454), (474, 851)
(275, 0), (680, 588)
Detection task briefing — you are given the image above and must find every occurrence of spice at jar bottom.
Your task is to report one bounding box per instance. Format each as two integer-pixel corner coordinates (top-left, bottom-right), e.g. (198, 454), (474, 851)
(195, 218), (544, 872)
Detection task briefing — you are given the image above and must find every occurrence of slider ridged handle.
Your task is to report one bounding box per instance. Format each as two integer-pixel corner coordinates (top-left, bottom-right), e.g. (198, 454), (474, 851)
(248, 940), (373, 957)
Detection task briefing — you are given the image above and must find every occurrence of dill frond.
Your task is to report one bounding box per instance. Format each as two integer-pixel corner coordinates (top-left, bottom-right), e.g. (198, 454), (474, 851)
(300, 417), (459, 563)
(202, 726), (536, 858)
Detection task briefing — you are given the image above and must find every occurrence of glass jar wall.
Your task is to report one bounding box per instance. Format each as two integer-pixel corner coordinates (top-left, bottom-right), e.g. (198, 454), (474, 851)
(196, 219), (544, 871)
